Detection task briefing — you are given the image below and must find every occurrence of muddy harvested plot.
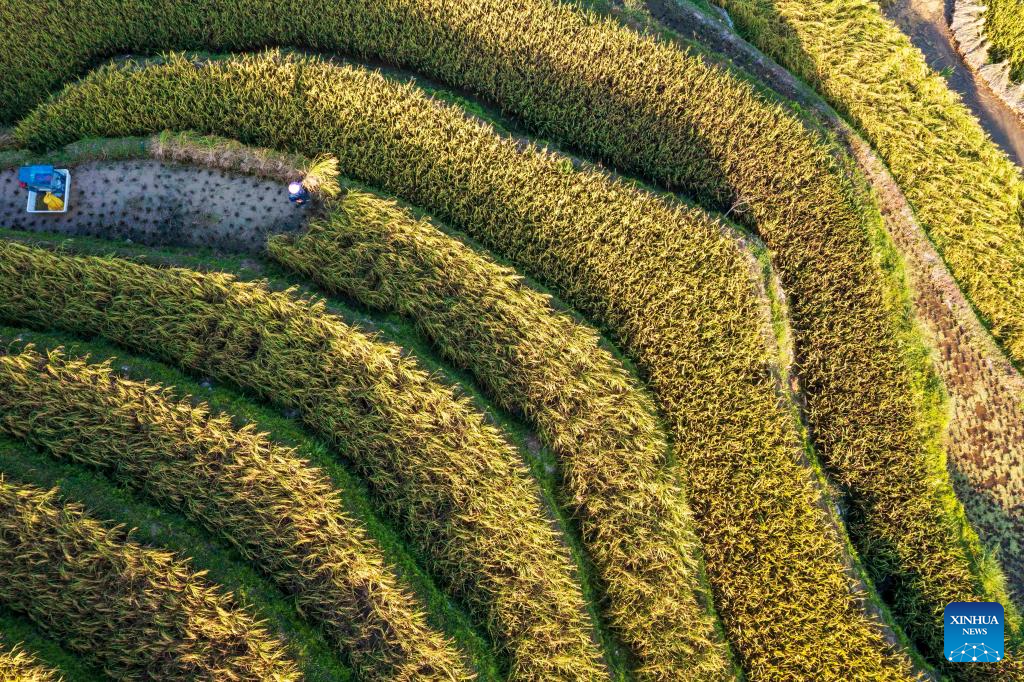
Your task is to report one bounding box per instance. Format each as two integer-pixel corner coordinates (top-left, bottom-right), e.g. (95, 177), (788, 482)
(0, 160), (307, 252)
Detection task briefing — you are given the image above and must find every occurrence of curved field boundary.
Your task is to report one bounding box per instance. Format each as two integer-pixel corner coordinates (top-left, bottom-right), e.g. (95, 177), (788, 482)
(0, 346), (471, 682)
(0, 475), (297, 680)
(849, 138), (1024, 603)
(0, 240), (607, 681)
(951, 0), (1024, 117)
(269, 191), (723, 680)
(13, 52), (919, 680)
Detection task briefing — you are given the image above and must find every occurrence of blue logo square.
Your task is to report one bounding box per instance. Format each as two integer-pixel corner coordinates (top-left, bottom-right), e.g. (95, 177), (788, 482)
(944, 602), (1004, 662)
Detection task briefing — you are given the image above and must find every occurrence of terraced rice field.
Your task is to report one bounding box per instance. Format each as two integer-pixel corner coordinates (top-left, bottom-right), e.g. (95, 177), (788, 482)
(0, 0), (1021, 680)
(983, 0), (1024, 83)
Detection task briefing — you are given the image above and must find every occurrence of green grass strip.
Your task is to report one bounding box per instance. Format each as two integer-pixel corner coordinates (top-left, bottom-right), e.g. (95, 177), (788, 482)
(0, 643), (60, 681)
(0, 607), (106, 682)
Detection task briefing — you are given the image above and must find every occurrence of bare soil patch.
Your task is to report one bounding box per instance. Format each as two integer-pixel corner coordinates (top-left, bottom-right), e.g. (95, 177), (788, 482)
(0, 160), (308, 253)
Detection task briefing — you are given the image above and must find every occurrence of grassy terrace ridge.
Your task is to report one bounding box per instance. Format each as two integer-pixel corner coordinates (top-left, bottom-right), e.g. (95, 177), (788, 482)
(268, 190), (723, 680)
(0, 346), (471, 682)
(1, 606), (106, 682)
(709, 0), (1024, 365)
(986, 0), (1024, 82)
(0, 472), (298, 681)
(12, 53), (916, 681)
(0, 240), (608, 681)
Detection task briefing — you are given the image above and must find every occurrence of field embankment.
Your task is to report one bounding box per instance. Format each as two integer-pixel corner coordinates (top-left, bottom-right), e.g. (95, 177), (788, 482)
(951, 0), (1024, 120)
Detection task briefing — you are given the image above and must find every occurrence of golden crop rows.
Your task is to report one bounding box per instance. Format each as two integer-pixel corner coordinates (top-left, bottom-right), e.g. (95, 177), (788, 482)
(1, 0), (1021, 674)
(12, 52), (913, 679)
(0, 239), (606, 680)
(269, 191), (726, 679)
(0, 641), (60, 682)
(711, 0), (1024, 366)
(0, 475), (297, 680)
(0, 347), (469, 681)
(986, 0), (1024, 81)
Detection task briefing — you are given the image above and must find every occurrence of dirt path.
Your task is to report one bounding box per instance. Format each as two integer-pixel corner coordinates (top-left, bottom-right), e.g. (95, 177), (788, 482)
(643, 0), (1024, 603)
(0, 160), (308, 253)
(883, 0), (1024, 166)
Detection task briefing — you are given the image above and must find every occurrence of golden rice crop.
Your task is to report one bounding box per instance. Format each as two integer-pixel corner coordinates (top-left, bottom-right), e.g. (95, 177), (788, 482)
(3, 0), (1020, 363)
(709, 0), (1024, 365)
(0, 346), (470, 682)
(11, 52), (915, 680)
(0, 475), (297, 681)
(0, 23), (1019, 671)
(0, 642), (60, 682)
(0, 239), (606, 681)
(268, 191), (725, 680)
(986, 0), (1024, 81)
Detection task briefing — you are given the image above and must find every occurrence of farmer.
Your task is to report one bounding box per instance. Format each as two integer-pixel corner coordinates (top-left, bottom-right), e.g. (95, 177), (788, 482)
(288, 181), (310, 205)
